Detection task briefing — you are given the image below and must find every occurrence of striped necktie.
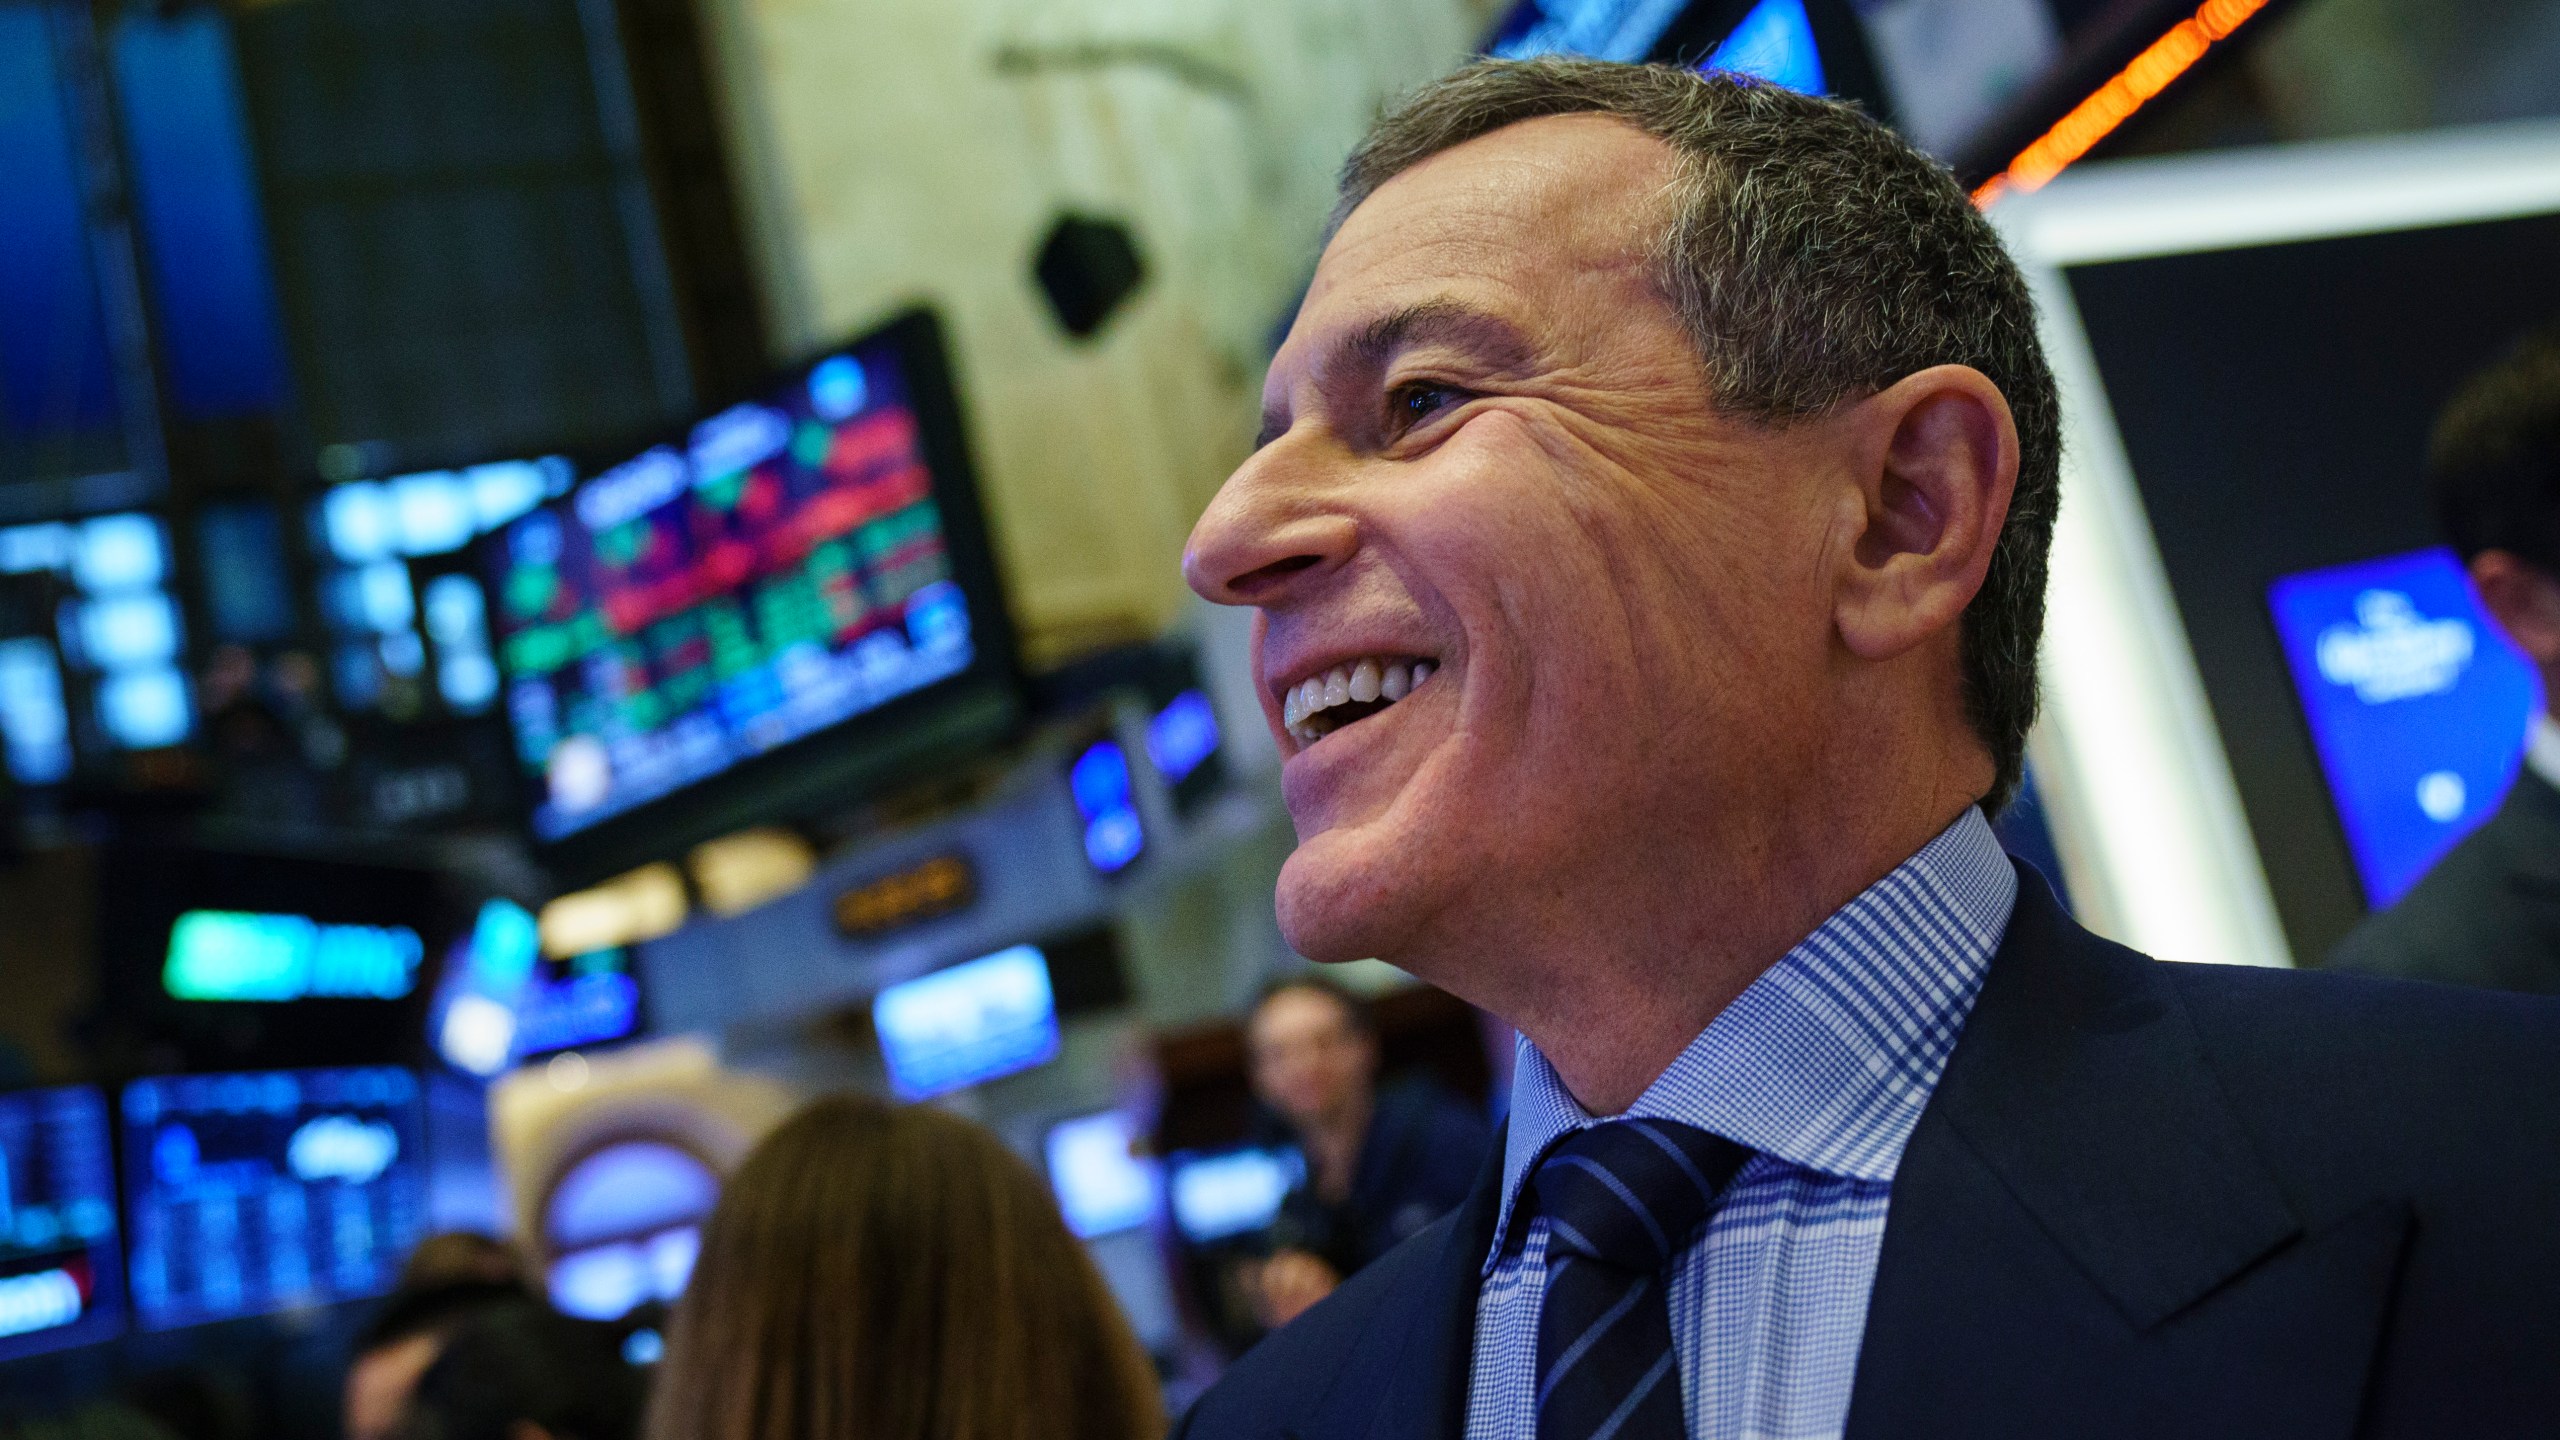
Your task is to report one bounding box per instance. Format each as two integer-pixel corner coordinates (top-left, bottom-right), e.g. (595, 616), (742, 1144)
(1529, 1118), (1750, 1440)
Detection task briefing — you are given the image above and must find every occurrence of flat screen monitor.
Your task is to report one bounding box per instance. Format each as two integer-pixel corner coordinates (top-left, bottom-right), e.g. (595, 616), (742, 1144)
(94, 845), (444, 1070)
(871, 944), (1059, 1101)
(482, 309), (1019, 881)
(121, 1067), (427, 1330)
(2268, 548), (2542, 908)
(1997, 120), (2560, 965)
(1166, 1146), (1303, 1246)
(0, 1087), (125, 1360)
(1044, 1111), (1161, 1239)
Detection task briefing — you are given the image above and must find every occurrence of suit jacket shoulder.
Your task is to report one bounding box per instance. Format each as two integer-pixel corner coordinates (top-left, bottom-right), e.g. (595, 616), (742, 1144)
(1848, 868), (2560, 1440)
(2329, 771), (2560, 993)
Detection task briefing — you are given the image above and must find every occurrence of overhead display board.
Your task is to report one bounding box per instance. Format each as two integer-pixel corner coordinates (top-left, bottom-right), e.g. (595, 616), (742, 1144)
(481, 308), (1019, 882)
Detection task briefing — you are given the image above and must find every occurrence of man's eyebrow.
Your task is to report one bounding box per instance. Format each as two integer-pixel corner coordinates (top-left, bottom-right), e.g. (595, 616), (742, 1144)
(1255, 299), (1533, 449)
(1342, 298), (1533, 372)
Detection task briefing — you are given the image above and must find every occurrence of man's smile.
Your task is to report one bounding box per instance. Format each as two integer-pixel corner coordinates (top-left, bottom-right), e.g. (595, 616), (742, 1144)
(1276, 654), (1440, 747)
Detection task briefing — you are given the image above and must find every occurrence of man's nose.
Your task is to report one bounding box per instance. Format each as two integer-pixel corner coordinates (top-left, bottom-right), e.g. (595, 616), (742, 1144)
(1182, 443), (1359, 607)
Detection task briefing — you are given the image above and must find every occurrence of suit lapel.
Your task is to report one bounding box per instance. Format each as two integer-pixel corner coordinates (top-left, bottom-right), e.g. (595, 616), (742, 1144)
(1846, 870), (2408, 1440)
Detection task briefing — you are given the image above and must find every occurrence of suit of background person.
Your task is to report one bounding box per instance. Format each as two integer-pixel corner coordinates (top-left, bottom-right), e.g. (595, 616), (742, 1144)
(392, 1298), (644, 1440)
(645, 1094), (1164, 1440)
(2334, 320), (2560, 993)
(1174, 59), (2560, 1440)
(1239, 977), (1490, 1331)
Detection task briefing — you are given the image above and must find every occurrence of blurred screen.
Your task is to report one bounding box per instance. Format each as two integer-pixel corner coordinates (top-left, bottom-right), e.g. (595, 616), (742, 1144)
(1044, 1111), (1162, 1239)
(2268, 547), (2543, 907)
(195, 501), (296, 645)
(488, 338), (977, 843)
(1167, 1146), (1303, 1245)
(871, 945), (1059, 1101)
(121, 1067), (426, 1329)
(0, 1087), (125, 1361)
(542, 1139), (716, 1322)
(162, 909), (425, 1002)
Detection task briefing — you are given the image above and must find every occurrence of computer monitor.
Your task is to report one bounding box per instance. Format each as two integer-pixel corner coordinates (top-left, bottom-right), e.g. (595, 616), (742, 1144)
(481, 309), (1020, 882)
(1165, 1146), (1303, 1246)
(121, 1067), (427, 1330)
(1992, 120), (2560, 966)
(1044, 1111), (1162, 1239)
(0, 1086), (125, 1360)
(871, 944), (1060, 1101)
(2268, 549), (2543, 909)
(94, 845), (445, 1070)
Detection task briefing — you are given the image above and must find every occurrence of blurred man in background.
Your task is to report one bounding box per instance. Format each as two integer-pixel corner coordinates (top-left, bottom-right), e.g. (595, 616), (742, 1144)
(2334, 320), (2560, 992)
(1243, 976), (1489, 1327)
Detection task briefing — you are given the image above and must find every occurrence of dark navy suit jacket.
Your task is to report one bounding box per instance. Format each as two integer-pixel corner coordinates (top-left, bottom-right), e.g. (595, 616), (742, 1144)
(1178, 867), (2560, 1439)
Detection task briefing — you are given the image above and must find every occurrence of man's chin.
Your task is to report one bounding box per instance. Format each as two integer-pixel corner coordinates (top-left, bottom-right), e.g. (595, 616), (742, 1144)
(1272, 828), (1435, 966)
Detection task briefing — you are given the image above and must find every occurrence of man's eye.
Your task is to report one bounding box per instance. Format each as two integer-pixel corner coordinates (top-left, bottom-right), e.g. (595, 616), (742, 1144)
(1387, 383), (1466, 432)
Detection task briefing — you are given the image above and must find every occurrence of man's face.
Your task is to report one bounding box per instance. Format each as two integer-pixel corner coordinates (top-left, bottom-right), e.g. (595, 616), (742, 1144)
(1248, 988), (1377, 1128)
(1185, 115), (1851, 974)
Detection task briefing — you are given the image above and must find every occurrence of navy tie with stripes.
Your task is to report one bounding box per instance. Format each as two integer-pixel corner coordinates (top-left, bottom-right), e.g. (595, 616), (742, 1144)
(1529, 1118), (1751, 1440)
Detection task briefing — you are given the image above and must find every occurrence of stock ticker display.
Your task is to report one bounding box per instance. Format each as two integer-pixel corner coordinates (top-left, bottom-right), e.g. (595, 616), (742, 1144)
(121, 1068), (427, 1330)
(490, 340), (976, 842)
(0, 1087), (125, 1361)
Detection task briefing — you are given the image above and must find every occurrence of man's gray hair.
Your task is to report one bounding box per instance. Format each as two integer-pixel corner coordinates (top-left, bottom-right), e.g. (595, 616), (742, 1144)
(1335, 59), (2059, 814)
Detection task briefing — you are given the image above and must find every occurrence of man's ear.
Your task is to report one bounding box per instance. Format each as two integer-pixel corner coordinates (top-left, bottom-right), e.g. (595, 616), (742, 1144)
(1832, 364), (2019, 662)
(2470, 549), (2560, 666)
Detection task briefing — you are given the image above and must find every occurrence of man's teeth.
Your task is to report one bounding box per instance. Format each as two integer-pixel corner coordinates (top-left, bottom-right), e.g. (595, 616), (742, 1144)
(1281, 657), (1436, 742)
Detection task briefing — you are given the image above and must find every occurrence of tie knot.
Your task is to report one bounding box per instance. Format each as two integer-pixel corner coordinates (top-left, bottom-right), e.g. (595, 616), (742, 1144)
(1527, 1119), (1748, 1273)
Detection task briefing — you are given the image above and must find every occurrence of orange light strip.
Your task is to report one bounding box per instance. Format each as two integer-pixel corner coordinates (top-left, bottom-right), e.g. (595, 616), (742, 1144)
(1973, 0), (2273, 207)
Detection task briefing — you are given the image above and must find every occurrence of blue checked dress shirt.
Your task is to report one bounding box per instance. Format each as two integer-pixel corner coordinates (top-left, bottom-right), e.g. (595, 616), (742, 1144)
(1465, 808), (2018, 1440)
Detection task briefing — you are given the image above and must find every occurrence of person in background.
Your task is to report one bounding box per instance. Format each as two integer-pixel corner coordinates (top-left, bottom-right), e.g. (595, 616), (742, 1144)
(646, 1094), (1164, 1440)
(398, 1232), (526, 1293)
(1243, 976), (1489, 1329)
(2334, 319), (2560, 991)
(393, 1297), (644, 1440)
(344, 1280), (525, 1440)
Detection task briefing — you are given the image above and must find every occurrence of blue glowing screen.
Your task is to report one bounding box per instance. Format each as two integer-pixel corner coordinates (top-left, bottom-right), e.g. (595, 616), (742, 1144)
(121, 1067), (427, 1330)
(1145, 690), (1220, 787)
(1045, 1111), (1162, 1239)
(1703, 0), (1825, 93)
(872, 945), (1059, 1101)
(1167, 1146), (1304, 1245)
(1070, 740), (1144, 874)
(2268, 547), (2544, 908)
(0, 1087), (125, 1361)
(1487, 0), (1825, 93)
(1487, 0), (1689, 62)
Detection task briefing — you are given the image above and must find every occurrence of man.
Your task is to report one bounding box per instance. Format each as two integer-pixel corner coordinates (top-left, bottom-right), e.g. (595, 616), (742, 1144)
(344, 1278), (524, 1440)
(1243, 976), (1489, 1328)
(1176, 59), (2560, 1440)
(2332, 321), (2560, 992)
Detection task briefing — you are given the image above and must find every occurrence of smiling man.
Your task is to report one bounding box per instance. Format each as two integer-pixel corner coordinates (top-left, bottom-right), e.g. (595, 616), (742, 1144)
(1176, 59), (2560, 1440)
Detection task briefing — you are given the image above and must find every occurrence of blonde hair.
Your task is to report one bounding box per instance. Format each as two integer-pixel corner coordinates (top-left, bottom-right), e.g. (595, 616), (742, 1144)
(646, 1095), (1165, 1440)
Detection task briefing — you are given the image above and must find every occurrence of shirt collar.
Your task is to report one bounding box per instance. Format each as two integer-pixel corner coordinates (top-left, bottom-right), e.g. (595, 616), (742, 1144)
(2527, 712), (2560, 794)
(1488, 807), (2019, 1270)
